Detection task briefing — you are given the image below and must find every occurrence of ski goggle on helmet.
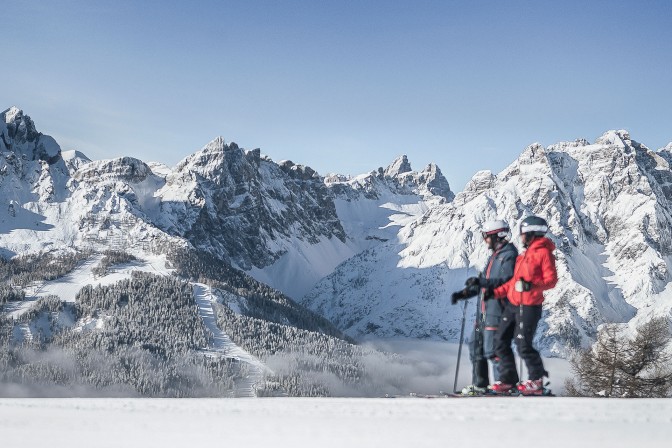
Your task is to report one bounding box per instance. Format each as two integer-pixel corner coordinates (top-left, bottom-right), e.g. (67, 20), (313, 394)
(481, 219), (510, 240)
(519, 215), (548, 237)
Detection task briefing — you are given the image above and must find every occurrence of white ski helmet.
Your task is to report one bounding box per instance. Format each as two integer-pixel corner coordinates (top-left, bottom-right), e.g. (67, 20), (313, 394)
(481, 219), (510, 240)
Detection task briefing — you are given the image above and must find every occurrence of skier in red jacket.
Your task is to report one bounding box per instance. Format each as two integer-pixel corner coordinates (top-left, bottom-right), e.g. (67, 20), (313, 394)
(489, 215), (558, 395)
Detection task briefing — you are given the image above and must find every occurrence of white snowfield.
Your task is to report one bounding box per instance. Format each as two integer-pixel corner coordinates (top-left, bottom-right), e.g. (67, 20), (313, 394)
(0, 397), (670, 448)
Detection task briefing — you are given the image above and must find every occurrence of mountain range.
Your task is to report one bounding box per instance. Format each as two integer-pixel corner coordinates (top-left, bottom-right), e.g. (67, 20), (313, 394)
(304, 130), (672, 356)
(2, 105), (672, 395)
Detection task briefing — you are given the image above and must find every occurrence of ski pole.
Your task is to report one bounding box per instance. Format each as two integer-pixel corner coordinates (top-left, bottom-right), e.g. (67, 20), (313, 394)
(452, 298), (469, 394)
(518, 304), (524, 382)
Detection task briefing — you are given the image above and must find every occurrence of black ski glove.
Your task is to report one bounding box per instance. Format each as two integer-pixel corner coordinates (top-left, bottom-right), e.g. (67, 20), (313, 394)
(451, 285), (480, 304)
(450, 290), (465, 305)
(514, 278), (532, 292)
(465, 276), (481, 288)
(465, 277), (494, 299)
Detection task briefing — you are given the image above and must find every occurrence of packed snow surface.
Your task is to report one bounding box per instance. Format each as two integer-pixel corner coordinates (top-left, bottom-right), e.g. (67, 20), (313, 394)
(0, 398), (670, 448)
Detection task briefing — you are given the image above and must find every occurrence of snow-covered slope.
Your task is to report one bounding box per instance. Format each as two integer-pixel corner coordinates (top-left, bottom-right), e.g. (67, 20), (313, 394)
(326, 155), (452, 250)
(254, 155), (455, 299)
(2, 397), (672, 448)
(0, 107), (74, 252)
(303, 131), (672, 355)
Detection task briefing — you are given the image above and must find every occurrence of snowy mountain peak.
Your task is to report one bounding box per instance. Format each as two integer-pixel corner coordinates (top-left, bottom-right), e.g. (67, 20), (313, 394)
(518, 142), (547, 163)
(62, 149), (91, 162)
(326, 157), (453, 203)
(175, 137), (248, 175)
(203, 136), (231, 151)
(661, 142), (672, 152)
(655, 142), (672, 168)
(421, 162), (439, 173)
(278, 159), (319, 180)
(1, 106), (37, 139)
(0, 107), (61, 164)
(2, 106), (23, 124)
(1, 106), (38, 146)
(595, 129), (631, 147)
(384, 155), (412, 177)
(461, 170), (496, 198)
(190, 136), (244, 159)
(415, 163), (454, 200)
(61, 150), (93, 175)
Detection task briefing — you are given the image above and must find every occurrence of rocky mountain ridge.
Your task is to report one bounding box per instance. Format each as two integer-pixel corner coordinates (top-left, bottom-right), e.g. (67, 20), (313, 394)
(0, 107), (451, 287)
(302, 130), (672, 356)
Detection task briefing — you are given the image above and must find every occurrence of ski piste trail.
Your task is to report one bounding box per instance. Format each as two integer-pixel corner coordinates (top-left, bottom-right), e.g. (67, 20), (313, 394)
(3, 253), (267, 397)
(192, 283), (268, 397)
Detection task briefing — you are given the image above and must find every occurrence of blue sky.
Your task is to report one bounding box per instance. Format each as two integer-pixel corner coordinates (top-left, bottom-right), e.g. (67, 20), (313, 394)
(2, 0), (671, 190)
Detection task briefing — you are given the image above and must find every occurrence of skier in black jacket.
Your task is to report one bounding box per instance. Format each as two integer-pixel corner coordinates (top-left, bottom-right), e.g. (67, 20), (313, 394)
(452, 220), (518, 395)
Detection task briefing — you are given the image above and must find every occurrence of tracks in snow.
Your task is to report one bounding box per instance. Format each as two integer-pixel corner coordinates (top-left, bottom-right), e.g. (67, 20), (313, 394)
(192, 283), (268, 397)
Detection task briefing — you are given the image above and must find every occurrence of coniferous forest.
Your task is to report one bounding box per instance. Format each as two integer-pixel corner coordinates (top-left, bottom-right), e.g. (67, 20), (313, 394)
(1, 269), (248, 397)
(0, 249), (404, 397)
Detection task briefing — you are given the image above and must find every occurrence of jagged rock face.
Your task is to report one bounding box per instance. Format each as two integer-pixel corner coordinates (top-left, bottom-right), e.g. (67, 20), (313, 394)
(326, 155), (454, 202)
(322, 155), (454, 258)
(420, 163), (454, 199)
(0, 109), (455, 297)
(1, 107), (61, 165)
(384, 154), (412, 177)
(0, 111), (350, 265)
(0, 107), (72, 206)
(303, 131), (672, 355)
(74, 156), (154, 184)
(154, 138), (347, 270)
(69, 157), (167, 222)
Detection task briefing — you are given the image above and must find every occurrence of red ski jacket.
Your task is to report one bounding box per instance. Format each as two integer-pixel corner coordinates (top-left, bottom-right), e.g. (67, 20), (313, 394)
(493, 237), (558, 306)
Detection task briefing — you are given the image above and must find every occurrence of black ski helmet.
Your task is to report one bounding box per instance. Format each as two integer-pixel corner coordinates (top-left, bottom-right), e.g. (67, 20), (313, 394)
(519, 215), (548, 237)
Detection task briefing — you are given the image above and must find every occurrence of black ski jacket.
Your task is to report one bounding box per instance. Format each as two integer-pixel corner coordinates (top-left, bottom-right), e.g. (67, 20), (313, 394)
(478, 242), (518, 328)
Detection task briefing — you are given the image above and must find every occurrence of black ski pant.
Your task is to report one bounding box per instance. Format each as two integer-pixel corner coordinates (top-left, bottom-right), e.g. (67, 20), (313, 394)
(495, 302), (547, 384)
(469, 323), (500, 388)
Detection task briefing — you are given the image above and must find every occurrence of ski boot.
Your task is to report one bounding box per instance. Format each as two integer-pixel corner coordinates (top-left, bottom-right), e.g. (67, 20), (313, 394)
(490, 381), (515, 395)
(460, 385), (487, 396)
(517, 379), (544, 396)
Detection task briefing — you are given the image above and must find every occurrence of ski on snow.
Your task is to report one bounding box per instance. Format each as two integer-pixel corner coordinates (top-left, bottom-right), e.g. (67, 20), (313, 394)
(384, 389), (555, 398)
